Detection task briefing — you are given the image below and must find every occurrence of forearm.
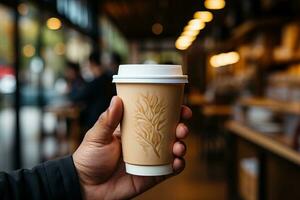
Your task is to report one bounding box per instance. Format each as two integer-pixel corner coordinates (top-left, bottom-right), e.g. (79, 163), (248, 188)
(0, 156), (82, 200)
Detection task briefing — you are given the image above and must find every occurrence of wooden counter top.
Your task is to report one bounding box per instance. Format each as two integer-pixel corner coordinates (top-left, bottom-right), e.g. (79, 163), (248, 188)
(226, 120), (300, 166)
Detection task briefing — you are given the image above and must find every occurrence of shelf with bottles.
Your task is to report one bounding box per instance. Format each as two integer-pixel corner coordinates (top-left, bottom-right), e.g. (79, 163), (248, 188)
(221, 20), (300, 70)
(238, 97), (300, 115)
(234, 54), (300, 115)
(269, 21), (300, 68)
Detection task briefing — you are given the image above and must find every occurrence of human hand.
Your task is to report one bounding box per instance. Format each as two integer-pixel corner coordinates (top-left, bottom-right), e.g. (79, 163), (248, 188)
(73, 96), (192, 200)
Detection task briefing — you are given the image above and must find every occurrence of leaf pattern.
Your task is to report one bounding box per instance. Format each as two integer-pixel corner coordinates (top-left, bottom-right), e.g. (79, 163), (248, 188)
(135, 93), (167, 158)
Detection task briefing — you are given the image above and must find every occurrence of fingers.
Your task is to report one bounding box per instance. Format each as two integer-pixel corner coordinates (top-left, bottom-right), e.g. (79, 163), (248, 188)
(181, 105), (192, 120)
(173, 157), (185, 174)
(172, 141), (186, 174)
(176, 106), (191, 139)
(173, 141), (186, 157)
(85, 96), (123, 145)
(171, 105), (191, 175)
(176, 123), (189, 139)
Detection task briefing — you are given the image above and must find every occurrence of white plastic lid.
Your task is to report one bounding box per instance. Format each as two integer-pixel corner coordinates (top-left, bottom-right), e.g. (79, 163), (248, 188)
(125, 163), (173, 176)
(113, 64), (188, 83)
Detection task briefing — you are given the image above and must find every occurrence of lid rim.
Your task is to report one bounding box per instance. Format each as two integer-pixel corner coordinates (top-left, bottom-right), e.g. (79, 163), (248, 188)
(114, 64), (188, 83)
(113, 79), (188, 83)
(113, 76), (188, 79)
(119, 64), (181, 67)
(117, 64), (184, 77)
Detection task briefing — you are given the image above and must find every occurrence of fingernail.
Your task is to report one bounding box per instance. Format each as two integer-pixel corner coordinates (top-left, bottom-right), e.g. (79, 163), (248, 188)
(109, 96), (117, 109)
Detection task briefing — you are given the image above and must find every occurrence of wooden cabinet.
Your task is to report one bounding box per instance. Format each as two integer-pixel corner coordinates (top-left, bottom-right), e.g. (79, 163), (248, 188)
(226, 121), (300, 200)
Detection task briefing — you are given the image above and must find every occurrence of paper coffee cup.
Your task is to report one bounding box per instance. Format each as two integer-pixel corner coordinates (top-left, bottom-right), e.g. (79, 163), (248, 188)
(113, 64), (188, 176)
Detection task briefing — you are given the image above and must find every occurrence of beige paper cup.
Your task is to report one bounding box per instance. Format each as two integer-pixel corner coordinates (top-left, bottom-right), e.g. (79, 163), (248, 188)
(113, 64), (188, 176)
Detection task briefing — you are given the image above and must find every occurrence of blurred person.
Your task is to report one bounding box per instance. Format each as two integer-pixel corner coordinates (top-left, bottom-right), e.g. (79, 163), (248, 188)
(0, 96), (192, 200)
(109, 51), (122, 75)
(71, 51), (116, 134)
(64, 62), (85, 99)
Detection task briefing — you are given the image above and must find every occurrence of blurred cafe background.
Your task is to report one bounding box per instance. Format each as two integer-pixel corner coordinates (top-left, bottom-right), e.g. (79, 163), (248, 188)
(1, 0), (300, 199)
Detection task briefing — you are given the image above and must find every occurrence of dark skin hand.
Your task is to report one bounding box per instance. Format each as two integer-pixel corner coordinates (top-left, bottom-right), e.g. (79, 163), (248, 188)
(73, 96), (192, 200)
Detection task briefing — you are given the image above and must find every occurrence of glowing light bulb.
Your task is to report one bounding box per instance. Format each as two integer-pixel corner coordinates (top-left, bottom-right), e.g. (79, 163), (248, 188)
(210, 51), (240, 67)
(47, 17), (62, 30)
(181, 29), (200, 37)
(175, 36), (195, 50)
(23, 44), (36, 58)
(194, 11), (213, 22)
(204, 0), (226, 10)
(185, 19), (205, 31)
(152, 23), (163, 35)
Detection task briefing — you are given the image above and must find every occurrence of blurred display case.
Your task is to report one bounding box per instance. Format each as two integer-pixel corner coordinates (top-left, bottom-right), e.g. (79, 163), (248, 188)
(0, 0), (98, 170)
(219, 18), (300, 200)
(0, 4), (15, 171)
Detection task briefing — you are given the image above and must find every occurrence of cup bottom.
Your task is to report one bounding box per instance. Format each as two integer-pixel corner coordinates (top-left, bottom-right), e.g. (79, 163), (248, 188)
(125, 163), (173, 176)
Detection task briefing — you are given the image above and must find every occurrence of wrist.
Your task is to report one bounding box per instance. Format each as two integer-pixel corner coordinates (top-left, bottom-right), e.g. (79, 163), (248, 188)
(73, 154), (88, 200)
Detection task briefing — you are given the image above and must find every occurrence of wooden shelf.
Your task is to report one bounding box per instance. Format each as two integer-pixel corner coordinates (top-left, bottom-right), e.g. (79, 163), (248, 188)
(188, 93), (207, 106)
(239, 97), (300, 115)
(203, 105), (232, 116)
(226, 120), (300, 166)
(272, 57), (300, 66)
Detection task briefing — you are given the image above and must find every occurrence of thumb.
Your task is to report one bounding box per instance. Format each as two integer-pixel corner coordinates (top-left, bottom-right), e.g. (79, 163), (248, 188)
(85, 96), (123, 145)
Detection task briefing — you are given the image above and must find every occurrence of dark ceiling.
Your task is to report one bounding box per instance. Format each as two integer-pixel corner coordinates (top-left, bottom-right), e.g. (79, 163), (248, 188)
(99, 0), (300, 41)
(100, 0), (205, 40)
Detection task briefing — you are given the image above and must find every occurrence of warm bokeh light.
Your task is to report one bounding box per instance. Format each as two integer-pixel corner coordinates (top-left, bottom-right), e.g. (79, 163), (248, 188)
(175, 36), (196, 50)
(181, 29), (200, 37)
(194, 11), (213, 22)
(175, 9), (210, 50)
(186, 19), (205, 31)
(188, 19), (206, 30)
(176, 19), (203, 50)
(152, 23), (163, 35)
(175, 41), (189, 50)
(54, 43), (65, 55)
(47, 17), (62, 30)
(204, 0), (226, 10)
(18, 3), (29, 16)
(210, 51), (240, 67)
(23, 44), (36, 58)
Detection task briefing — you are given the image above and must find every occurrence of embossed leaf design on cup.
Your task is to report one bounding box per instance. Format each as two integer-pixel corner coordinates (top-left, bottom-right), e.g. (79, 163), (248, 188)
(135, 94), (167, 158)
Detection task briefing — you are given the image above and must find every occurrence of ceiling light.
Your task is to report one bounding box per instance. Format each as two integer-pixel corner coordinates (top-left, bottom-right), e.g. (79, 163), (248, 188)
(177, 36), (195, 45)
(185, 19), (205, 31)
(23, 44), (36, 58)
(175, 36), (195, 50)
(152, 23), (163, 35)
(47, 17), (62, 30)
(210, 51), (240, 67)
(194, 11), (213, 22)
(175, 42), (189, 50)
(181, 29), (200, 37)
(204, 0), (226, 10)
